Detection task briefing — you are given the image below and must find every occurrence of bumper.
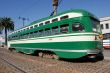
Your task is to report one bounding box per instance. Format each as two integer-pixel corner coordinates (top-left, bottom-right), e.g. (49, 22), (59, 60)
(87, 49), (103, 54)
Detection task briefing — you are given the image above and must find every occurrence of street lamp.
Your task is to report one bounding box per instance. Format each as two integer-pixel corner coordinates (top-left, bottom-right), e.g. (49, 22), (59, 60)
(18, 17), (29, 27)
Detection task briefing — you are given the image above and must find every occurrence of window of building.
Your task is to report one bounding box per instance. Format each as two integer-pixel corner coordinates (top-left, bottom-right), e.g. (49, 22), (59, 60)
(60, 15), (69, 20)
(105, 23), (109, 29)
(72, 23), (85, 32)
(52, 18), (58, 22)
(60, 24), (69, 33)
(52, 26), (59, 35)
(101, 24), (103, 29)
(45, 21), (50, 24)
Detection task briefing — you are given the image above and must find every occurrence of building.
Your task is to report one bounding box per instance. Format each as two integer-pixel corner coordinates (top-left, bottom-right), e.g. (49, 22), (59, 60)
(100, 16), (110, 49)
(0, 35), (5, 46)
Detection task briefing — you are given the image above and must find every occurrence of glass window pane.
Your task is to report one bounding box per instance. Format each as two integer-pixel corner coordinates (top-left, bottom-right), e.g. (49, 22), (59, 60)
(72, 23), (84, 32)
(34, 25), (38, 28)
(45, 21), (50, 24)
(45, 28), (51, 36)
(52, 18), (58, 22)
(60, 15), (68, 20)
(52, 26), (59, 35)
(39, 23), (43, 26)
(39, 30), (44, 37)
(106, 23), (109, 29)
(60, 24), (69, 33)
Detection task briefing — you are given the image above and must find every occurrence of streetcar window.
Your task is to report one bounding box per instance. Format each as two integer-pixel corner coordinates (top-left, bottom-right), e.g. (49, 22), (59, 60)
(30, 26), (33, 29)
(39, 30), (44, 37)
(27, 28), (29, 30)
(23, 34), (26, 39)
(52, 26), (59, 35)
(34, 25), (38, 27)
(24, 29), (25, 31)
(45, 28), (51, 36)
(45, 21), (50, 24)
(52, 18), (58, 22)
(21, 35), (23, 39)
(60, 24), (69, 33)
(8, 37), (10, 40)
(72, 23), (84, 32)
(23, 34), (26, 38)
(34, 31), (39, 37)
(60, 15), (69, 20)
(21, 35), (24, 39)
(30, 32), (33, 38)
(26, 33), (29, 38)
(19, 35), (22, 39)
(91, 17), (100, 32)
(39, 23), (43, 26)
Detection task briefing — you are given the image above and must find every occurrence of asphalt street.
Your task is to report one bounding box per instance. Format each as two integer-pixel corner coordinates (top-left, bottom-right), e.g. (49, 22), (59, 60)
(103, 49), (110, 60)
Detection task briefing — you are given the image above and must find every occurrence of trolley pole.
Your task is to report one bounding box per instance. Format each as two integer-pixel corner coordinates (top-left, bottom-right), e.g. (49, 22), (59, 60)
(18, 17), (29, 27)
(53, 0), (58, 16)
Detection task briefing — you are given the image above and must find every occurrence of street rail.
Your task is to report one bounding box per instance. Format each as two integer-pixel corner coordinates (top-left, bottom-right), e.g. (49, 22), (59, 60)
(0, 57), (27, 73)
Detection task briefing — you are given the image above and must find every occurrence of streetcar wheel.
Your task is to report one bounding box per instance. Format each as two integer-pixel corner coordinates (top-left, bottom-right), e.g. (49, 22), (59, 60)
(53, 55), (59, 60)
(38, 52), (43, 57)
(12, 49), (16, 52)
(96, 53), (104, 61)
(89, 58), (97, 62)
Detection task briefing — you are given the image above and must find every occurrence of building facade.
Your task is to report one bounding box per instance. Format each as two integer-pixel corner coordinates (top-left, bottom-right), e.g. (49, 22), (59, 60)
(100, 16), (110, 49)
(0, 35), (5, 46)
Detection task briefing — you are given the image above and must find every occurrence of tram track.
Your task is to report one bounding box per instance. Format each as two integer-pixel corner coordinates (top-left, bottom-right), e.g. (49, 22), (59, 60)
(0, 57), (27, 73)
(0, 48), (110, 73)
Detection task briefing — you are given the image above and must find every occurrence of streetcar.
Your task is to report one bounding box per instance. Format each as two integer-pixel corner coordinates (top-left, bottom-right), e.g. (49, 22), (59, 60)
(8, 9), (103, 59)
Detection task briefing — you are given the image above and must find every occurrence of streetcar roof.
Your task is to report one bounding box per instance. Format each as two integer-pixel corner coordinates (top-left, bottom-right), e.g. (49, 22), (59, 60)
(28, 9), (98, 27)
(8, 9), (98, 37)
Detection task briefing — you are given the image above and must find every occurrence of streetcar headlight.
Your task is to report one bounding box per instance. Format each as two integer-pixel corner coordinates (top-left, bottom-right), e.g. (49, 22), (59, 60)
(99, 34), (103, 40)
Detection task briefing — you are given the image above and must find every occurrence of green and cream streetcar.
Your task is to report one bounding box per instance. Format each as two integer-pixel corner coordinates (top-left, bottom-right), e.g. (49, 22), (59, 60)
(8, 9), (103, 59)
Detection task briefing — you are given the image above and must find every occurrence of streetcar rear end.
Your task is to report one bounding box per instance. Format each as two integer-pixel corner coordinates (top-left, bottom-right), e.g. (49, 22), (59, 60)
(86, 17), (103, 59)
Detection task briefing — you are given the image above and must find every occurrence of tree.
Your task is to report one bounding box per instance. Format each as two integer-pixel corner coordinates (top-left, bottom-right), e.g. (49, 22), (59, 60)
(0, 18), (3, 34)
(0, 17), (14, 46)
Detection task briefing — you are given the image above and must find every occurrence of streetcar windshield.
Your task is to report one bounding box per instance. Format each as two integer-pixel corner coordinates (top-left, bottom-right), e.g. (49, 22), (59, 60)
(91, 17), (101, 33)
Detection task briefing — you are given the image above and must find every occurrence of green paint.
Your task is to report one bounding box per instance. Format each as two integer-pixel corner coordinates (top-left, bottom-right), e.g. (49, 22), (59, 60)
(11, 41), (97, 49)
(10, 41), (102, 58)
(9, 32), (98, 42)
(55, 52), (87, 58)
(8, 9), (102, 59)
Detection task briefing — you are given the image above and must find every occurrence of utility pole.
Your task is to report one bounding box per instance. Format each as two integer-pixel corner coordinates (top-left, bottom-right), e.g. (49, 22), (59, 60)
(53, 0), (58, 15)
(18, 17), (29, 27)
